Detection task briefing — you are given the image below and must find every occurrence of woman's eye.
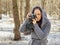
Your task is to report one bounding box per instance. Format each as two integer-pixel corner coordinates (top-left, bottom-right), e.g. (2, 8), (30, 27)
(37, 14), (40, 15)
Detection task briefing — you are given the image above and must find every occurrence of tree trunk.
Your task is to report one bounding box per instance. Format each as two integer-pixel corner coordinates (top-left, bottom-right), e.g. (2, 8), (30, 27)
(20, 0), (23, 24)
(12, 0), (21, 40)
(0, 0), (2, 19)
(25, 0), (30, 19)
(42, 0), (45, 9)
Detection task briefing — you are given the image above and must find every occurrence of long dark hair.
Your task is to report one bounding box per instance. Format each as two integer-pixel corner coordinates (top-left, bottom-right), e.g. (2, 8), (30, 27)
(32, 6), (42, 28)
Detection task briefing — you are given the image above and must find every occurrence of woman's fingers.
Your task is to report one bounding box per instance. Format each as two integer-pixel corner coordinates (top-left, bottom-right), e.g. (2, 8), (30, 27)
(26, 12), (31, 19)
(32, 19), (36, 24)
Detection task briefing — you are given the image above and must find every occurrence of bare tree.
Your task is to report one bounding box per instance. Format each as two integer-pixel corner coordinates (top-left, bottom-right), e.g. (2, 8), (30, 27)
(20, 0), (23, 24)
(12, 0), (21, 40)
(42, 0), (45, 9)
(25, 0), (30, 18)
(0, 0), (2, 19)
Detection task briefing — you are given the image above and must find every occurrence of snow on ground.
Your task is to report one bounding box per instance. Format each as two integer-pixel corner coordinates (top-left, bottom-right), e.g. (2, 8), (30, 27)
(0, 31), (30, 45)
(0, 31), (60, 45)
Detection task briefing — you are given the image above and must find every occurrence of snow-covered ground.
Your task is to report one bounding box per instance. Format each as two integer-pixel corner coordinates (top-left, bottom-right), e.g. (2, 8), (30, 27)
(0, 31), (60, 45)
(0, 14), (29, 45)
(0, 14), (14, 31)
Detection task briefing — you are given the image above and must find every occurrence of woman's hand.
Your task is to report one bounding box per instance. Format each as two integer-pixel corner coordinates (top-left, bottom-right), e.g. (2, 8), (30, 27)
(26, 12), (37, 24)
(26, 12), (31, 19)
(32, 19), (37, 24)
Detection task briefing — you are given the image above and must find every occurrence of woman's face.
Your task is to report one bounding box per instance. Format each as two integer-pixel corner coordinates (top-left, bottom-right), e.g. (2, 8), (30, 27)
(34, 9), (42, 21)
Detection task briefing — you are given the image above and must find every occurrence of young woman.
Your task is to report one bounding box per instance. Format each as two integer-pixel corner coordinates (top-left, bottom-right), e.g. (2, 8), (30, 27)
(20, 6), (51, 45)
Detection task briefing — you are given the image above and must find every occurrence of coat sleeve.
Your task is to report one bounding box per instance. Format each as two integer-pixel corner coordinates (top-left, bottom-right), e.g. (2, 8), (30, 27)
(19, 19), (31, 35)
(19, 19), (27, 32)
(33, 21), (51, 39)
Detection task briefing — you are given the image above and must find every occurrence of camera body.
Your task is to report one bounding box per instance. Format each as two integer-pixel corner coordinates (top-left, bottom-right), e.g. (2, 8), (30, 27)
(29, 14), (36, 22)
(26, 14), (36, 30)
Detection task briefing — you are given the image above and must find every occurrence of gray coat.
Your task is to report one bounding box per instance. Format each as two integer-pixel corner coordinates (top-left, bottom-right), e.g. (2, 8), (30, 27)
(19, 9), (51, 45)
